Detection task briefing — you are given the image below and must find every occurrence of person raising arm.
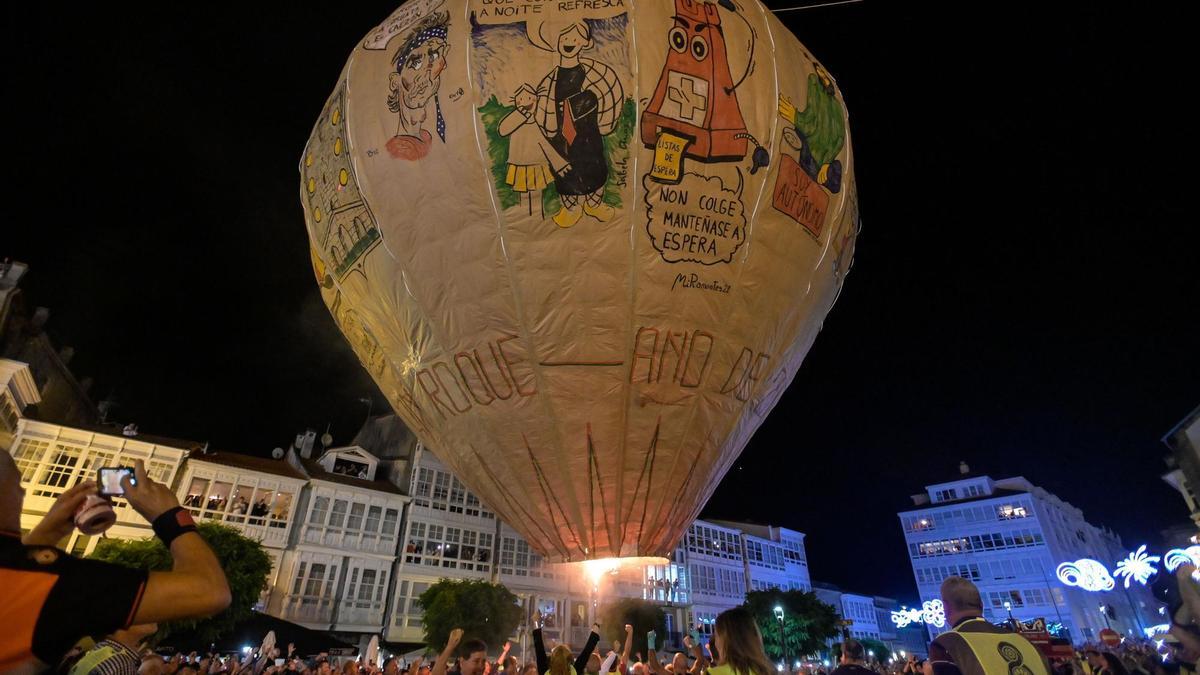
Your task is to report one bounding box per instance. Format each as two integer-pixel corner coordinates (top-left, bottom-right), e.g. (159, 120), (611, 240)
(1, 453), (231, 672)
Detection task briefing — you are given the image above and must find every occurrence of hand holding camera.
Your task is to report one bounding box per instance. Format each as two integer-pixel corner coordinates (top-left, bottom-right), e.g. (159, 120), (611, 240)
(119, 460), (184, 523)
(22, 479), (98, 546)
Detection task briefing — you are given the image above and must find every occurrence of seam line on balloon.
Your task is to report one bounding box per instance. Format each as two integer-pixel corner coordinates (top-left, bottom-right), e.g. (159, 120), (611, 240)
(614, 0), (643, 558)
(465, 5), (587, 559)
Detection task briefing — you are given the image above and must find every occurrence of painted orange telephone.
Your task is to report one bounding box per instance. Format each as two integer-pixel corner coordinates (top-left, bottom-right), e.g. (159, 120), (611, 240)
(641, 0), (750, 163)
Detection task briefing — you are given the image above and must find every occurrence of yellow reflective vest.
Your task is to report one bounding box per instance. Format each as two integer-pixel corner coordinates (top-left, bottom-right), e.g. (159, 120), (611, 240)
(931, 618), (1050, 675)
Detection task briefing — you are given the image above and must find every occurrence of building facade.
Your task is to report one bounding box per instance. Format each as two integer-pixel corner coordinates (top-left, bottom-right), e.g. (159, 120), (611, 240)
(1163, 406), (1200, 530)
(8, 417), (192, 553)
(898, 467), (1164, 645)
(7, 394), (816, 653)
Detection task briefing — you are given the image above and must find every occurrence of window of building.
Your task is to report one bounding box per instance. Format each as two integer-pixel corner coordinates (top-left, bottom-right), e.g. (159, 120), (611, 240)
(201, 481), (232, 515)
(184, 477), (211, 510)
(35, 444), (83, 496)
(393, 580), (431, 628)
(11, 438), (48, 482)
(365, 505), (382, 533)
(0, 392), (19, 432)
(347, 502), (366, 530)
(934, 488), (959, 502)
(383, 508), (399, 536)
(292, 561), (337, 607)
(997, 504), (1028, 519)
(331, 457), (370, 478)
(309, 496), (329, 524)
(329, 499), (348, 528)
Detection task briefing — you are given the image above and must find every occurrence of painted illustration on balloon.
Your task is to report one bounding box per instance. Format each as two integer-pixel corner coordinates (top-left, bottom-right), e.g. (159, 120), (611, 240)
(640, 0), (769, 266)
(385, 11), (451, 160)
(472, 11), (635, 226)
(640, 0), (768, 172)
(496, 83), (570, 218)
(771, 62), (847, 240)
(778, 63), (845, 192)
(330, 292), (388, 379)
(301, 84), (382, 282)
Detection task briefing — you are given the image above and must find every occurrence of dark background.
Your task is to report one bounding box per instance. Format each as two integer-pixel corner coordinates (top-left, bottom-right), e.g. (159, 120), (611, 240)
(5, 2), (1196, 599)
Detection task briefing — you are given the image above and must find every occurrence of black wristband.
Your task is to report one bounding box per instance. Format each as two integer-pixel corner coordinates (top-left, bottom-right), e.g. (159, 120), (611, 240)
(152, 506), (198, 546)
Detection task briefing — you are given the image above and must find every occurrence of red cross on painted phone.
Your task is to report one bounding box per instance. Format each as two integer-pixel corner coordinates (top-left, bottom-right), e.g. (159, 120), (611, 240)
(641, 0), (750, 163)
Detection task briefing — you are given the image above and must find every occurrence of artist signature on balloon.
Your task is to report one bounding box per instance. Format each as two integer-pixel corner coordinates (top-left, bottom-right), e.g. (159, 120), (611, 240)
(671, 272), (731, 294)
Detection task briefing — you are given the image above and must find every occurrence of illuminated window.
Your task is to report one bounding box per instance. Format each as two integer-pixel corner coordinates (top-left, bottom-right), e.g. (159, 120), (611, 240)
(998, 504), (1028, 520)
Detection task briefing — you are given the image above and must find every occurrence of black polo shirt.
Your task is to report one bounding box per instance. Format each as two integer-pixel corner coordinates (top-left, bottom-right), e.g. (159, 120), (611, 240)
(0, 532), (148, 672)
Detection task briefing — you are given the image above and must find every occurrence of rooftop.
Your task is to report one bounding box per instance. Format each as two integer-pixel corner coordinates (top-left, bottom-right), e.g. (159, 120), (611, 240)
(901, 486), (1030, 512)
(23, 419), (205, 451)
(351, 414), (419, 460)
(188, 449), (308, 480)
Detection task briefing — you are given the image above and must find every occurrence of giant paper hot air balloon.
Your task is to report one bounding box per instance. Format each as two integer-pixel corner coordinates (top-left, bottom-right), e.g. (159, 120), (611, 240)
(301, 0), (859, 563)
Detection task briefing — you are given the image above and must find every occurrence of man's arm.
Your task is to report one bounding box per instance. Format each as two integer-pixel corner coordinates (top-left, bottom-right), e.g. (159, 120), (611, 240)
(495, 641), (512, 671)
(620, 625), (633, 672)
(685, 633), (706, 675)
(645, 632), (661, 675)
(432, 629), (464, 675)
(120, 460), (231, 623)
(574, 624), (601, 673)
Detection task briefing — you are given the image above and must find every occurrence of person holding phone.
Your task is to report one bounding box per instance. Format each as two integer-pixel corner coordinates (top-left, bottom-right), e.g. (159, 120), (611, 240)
(0, 453), (231, 673)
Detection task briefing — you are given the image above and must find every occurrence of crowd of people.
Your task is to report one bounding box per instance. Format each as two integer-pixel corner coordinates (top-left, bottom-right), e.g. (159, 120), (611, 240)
(3, 447), (1199, 675)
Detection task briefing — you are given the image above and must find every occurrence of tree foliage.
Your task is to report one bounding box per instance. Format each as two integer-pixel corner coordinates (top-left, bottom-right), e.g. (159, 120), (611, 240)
(741, 590), (839, 661)
(88, 521), (272, 644)
(598, 598), (667, 657)
(419, 579), (522, 651)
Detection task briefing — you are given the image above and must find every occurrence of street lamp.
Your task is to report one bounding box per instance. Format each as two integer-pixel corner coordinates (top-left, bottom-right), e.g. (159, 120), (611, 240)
(1004, 600), (1014, 622)
(773, 606), (786, 669)
(1099, 604), (1112, 630)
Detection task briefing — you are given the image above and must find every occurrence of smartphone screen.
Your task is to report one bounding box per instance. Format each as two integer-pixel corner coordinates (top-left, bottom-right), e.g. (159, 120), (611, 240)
(98, 467), (136, 496)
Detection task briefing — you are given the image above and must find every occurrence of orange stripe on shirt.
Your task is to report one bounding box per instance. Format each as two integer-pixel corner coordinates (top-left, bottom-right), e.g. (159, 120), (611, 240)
(0, 568), (59, 671)
(123, 579), (148, 628)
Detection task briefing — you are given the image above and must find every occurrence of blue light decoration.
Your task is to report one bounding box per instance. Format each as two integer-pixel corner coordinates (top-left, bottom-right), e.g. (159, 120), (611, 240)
(923, 599), (947, 628)
(1114, 545), (1161, 588)
(1164, 546), (1200, 572)
(1144, 623), (1170, 638)
(890, 599), (946, 628)
(890, 607), (924, 628)
(1057, 559), (1115, 592)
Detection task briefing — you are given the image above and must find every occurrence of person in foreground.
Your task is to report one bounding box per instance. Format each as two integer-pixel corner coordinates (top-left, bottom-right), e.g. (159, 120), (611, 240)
(0, 451), (231, 673)
(829, 638), (872, 675)
(927, 576), (1050, 675)
(693, 607), (774, 675)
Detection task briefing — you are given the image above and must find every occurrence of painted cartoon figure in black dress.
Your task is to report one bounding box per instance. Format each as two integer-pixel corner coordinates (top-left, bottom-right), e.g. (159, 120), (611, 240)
(530, 20), (625, 228)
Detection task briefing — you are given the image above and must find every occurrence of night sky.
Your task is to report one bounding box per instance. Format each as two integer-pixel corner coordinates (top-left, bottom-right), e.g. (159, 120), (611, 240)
(6, 3), (1196, 600)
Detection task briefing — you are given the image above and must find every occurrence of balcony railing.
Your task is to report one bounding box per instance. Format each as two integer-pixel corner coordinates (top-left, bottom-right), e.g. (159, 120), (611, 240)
(335, 605), (385, 630)
(301, 524), (397, 555)
(280, 597), (335, 626)
(188, 510), (291, 548)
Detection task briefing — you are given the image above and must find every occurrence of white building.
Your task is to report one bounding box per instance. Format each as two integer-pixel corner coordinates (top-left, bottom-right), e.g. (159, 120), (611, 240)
(175, 448), (309, 608)
(708, 520), (812, 594)
(1, 359), (41, 451)
(8, 417), (191, 553)
(277, 444), (410, 641)
(812, 583), (884, 645)
(898, 465), (1164, 644)
(7, 395), (814, 653)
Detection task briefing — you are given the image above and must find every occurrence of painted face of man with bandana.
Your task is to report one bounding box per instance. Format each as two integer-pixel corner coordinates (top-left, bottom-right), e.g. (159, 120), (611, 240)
(394, 34), (448, 111)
